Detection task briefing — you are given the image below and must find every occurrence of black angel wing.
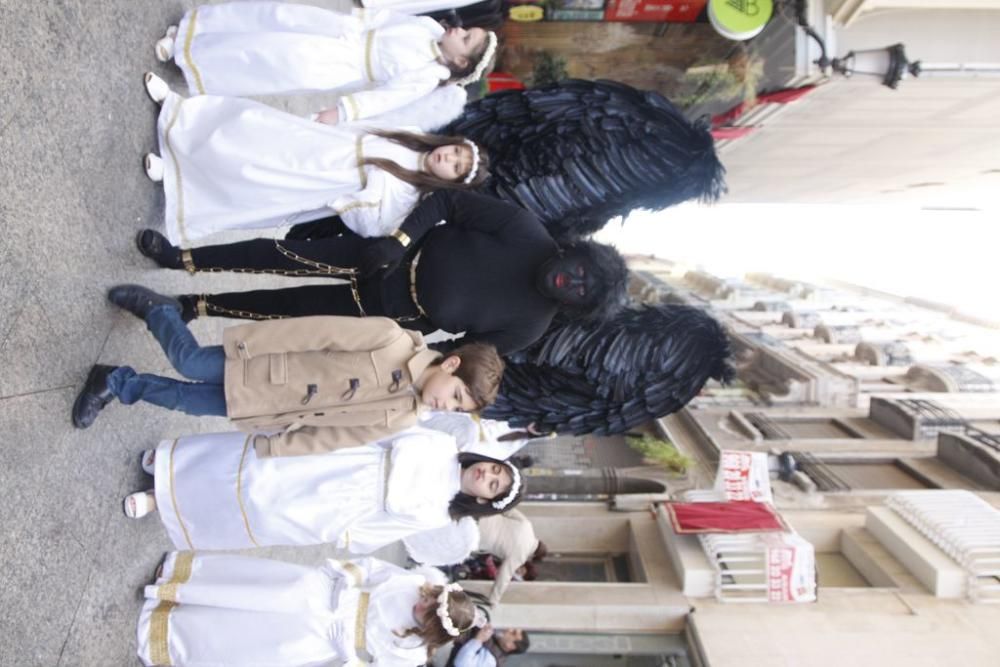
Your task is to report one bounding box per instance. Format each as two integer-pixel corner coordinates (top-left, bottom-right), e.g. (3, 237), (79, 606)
(484, 305), (735, 435)
(443, 79), (727, 239)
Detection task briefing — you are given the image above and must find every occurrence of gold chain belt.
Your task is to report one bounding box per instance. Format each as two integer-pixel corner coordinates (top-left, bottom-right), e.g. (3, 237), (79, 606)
(186, 240), (429, 324)
(408, 249), (429, 319)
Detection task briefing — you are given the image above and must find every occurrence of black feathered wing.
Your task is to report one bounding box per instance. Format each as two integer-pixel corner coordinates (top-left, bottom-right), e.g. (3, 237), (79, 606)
(443, 79), (727, 239)
(483, 305), (735, 435)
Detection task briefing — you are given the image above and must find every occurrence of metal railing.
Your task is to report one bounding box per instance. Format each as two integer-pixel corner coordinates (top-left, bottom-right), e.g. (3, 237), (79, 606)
(897, 399), (1000, 454)
(888, 490), (1000, 603)
(786, 450), (851, 492)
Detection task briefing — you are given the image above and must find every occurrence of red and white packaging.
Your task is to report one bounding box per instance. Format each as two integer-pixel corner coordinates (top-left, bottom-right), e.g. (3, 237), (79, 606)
(604, 0), (706, 22)
(714, 450), (773, 503)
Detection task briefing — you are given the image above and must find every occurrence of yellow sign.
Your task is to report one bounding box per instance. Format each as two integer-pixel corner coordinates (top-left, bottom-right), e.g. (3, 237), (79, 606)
(709, 0), (773, 40)
(509, 5), (545, 21)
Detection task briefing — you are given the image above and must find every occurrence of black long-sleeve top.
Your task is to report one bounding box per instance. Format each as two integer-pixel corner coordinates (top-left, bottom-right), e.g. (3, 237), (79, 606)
(398, 190), (559, 355)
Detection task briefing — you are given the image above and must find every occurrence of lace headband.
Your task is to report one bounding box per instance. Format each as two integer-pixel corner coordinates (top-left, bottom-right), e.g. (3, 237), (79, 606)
(492, 463), (521, 511)
(436, 583), (467, 637)
(454, 31), (498, 87)
(462, 139), (481, 184)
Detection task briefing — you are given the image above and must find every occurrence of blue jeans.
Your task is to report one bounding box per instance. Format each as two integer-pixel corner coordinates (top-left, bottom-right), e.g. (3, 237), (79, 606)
(106, 305), (227, 416)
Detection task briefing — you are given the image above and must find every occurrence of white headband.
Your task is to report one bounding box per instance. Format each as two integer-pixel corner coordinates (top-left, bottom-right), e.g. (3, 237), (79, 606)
(492, 463), (521, 511)
(454, 31), (498, 87)
(436, 583), (466, 637)
(462, 139), (481, 184)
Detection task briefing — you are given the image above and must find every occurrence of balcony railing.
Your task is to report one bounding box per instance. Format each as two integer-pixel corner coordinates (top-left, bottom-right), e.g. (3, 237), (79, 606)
(897, 399), (1000, 454)
(888, 491), (1000, 603)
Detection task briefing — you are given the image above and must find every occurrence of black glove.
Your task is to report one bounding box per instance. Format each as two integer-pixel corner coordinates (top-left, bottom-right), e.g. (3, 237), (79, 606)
(359, 237), (406, 278)
(284, 215), (350, 241)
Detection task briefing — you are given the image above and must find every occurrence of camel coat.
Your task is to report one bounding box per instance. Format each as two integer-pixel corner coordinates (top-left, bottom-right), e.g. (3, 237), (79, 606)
(222, 315), (440, 457)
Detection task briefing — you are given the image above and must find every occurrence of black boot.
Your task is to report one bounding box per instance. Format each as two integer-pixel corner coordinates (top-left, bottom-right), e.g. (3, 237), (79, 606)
(135, 229), (182, 269)
(177, 294), (199, 322)
(72, 364), (118, 429)
(108, 284), (182, 320)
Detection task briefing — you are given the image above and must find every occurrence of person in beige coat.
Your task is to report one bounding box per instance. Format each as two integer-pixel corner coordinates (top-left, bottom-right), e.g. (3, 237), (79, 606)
(72, 285), (504, 457)
(476, 509), (547, 605)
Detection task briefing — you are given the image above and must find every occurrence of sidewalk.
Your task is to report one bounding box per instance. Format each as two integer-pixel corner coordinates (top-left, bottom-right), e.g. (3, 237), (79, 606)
(0, 2), (399, 665)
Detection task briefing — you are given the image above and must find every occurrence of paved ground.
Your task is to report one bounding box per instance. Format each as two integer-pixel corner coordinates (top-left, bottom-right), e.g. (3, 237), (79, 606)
(0, 2), (406, 665)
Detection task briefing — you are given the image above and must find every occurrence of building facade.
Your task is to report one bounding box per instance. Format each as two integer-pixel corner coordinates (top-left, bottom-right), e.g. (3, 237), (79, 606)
(474, 259), (1000, 666)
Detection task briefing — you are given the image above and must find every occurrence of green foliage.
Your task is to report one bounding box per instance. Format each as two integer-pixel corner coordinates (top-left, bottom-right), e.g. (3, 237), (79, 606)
(627, 435), (693, 474)
(531, 51), (568, 87)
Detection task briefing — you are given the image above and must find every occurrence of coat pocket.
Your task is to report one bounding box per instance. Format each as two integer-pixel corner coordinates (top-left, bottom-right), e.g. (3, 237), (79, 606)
(269, 353), (287, 385)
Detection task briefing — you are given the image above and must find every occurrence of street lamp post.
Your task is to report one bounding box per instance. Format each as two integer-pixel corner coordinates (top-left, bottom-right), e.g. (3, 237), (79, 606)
(827, 43), (922, 89)
(793, 0), (921, 89)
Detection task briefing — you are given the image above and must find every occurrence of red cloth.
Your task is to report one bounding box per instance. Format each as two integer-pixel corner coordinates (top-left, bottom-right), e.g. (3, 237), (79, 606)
(487, 72), (525, 92)
(711, 85), (817, 128)
(665, 501), (788, 534)
(711, 126), (756, 140)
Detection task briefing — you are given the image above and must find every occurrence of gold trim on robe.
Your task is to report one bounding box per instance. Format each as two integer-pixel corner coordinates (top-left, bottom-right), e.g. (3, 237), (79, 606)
(236, 434), (261, 547)
(355, 592), (371, 653)
(341, 561), (365, 587)
(168, 438), (195, 549)
(162, 98), (190, 246)
(364, 31), (376, 83)
(149, 551), (196, 666)
(355, 134), (367, 187)
(183, 9), (206, 94)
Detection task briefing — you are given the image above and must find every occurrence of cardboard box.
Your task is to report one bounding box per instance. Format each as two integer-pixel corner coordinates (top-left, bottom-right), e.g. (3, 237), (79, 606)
(604, 0), (706, 22)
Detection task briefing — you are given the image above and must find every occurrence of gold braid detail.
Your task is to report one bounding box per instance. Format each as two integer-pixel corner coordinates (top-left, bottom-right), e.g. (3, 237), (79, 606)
(191, 240), (426, 323)
(193, 240), (368, 319)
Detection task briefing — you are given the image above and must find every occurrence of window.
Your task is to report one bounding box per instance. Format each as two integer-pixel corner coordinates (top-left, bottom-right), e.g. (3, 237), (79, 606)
(745, 413), (861, 439)
(790, 453), (930, 492)
(534, 553), (636, 583)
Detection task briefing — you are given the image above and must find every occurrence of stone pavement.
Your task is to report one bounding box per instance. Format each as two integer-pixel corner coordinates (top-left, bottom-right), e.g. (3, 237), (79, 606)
(0, 2), (404, 665)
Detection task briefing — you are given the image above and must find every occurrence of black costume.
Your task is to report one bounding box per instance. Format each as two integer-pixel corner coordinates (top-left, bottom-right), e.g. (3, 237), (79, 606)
(484, 305), (735, 435)
(443, 79), (727, 239)
(183, 190), (559, 355)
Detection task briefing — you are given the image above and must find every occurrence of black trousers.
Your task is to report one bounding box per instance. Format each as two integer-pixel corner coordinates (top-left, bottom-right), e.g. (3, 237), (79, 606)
(184, 237), (432, 330)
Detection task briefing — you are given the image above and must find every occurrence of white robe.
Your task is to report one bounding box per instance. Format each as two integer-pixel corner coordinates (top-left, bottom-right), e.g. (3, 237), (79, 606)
(173, 2), (452, 122)
(362, 0), (483, 12)
(136, 553), (433, 667)
(156, 91), (423, 245)
(153, 427), (462, 552)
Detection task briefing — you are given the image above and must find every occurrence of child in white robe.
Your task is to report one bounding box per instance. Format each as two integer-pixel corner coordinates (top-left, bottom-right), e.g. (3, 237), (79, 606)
(154, 1), (498, 124)
(124, 425), (524, 553)
(137, 552), (481, 667)
(142, 75), (489, 246)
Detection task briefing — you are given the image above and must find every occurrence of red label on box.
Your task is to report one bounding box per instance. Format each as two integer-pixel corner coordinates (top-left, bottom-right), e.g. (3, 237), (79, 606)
(604, 0), (706, 22)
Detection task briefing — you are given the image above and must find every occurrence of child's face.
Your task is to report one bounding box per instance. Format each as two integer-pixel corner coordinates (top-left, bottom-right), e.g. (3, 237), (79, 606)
(438, 27), (488, 69)
(425, 144), (474, 181)
(412, 590), (435, 626)
(497, 628), (524, 653)
(460, 461), (512, 501)
(419, 357), (478, 412)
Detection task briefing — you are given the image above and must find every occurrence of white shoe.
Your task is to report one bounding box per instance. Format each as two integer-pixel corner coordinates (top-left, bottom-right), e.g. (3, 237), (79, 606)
(155, 25), (178, 62)
(144, 153), (164, 182)
(123, 491), (156, 519)
(140, 449), (156, 475)
(144, 72), (169, 104)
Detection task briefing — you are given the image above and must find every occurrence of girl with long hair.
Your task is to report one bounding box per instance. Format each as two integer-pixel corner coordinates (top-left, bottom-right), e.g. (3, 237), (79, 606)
(142, 74), (489, 246)
(137, 553), (482, 666)
(123, 424), (524, 553)
(152, 2), (498, 122)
